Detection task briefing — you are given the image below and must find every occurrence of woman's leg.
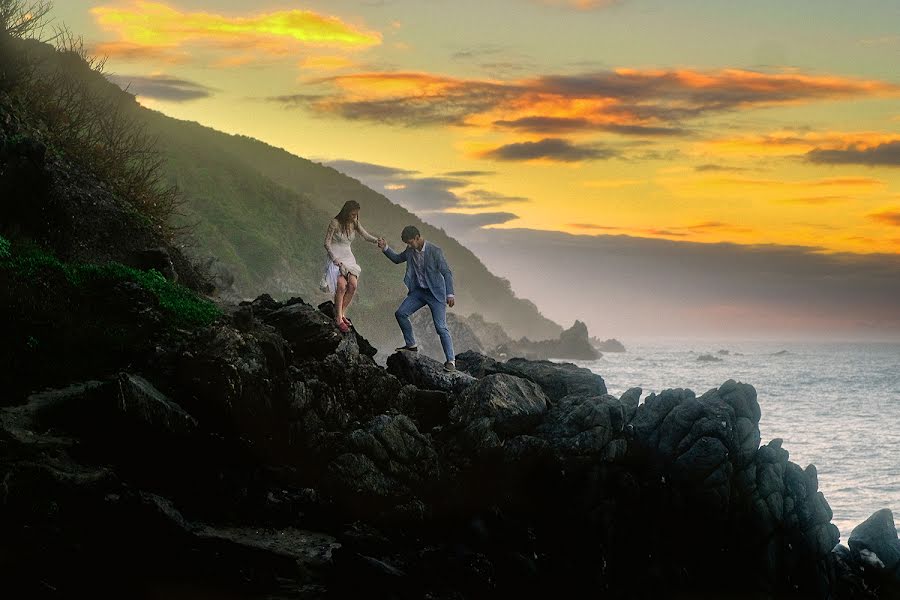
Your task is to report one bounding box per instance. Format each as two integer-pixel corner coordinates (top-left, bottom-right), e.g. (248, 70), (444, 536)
(333, 275), (347, 324)
(342, 274), (358, 314)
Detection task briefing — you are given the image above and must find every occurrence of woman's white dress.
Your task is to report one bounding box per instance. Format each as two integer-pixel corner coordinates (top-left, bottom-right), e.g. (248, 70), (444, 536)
(320, 219), (377, 293)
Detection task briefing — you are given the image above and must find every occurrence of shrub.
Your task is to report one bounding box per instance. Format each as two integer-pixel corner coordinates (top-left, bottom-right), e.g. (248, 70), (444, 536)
(2, 1), (185, 241)
(2, 240), (220, 329)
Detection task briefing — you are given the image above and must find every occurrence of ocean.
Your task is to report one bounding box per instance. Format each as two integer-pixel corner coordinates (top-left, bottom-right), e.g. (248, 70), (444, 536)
(569, 341), (900, 542)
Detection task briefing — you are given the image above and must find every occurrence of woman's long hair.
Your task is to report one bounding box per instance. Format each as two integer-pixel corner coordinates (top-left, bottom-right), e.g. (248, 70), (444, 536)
(334, 200), (361, 235)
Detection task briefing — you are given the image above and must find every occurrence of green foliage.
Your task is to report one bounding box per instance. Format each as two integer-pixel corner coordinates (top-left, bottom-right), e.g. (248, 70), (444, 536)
(1, 240), (220, 329)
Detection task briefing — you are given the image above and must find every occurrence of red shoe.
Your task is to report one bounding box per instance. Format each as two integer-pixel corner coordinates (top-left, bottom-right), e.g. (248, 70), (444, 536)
(337, 320), (350, 333)
(342, 315), (352, 325)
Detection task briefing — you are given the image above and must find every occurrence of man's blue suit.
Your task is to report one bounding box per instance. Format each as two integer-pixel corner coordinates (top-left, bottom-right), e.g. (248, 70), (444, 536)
(383, 241), (455, 362)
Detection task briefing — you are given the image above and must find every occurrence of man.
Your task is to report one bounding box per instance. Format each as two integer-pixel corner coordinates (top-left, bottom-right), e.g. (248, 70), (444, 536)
(377, 226), (457, 372)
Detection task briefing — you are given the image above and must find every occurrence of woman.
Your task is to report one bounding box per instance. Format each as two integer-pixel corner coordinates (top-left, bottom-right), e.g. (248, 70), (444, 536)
(321, 200), (380, 333)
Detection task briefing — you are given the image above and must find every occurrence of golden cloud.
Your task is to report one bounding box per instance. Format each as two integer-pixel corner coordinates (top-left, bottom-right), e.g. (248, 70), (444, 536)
(697, 131), (900, 157)
(91, 1), (381, 63)
(90, 40), (189, 64)
(281, 68), (898, 137)
(869, 209), (900, 226)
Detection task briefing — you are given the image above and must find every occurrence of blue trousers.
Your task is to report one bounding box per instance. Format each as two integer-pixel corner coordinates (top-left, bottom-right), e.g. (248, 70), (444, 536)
(395, 287), (455, 362)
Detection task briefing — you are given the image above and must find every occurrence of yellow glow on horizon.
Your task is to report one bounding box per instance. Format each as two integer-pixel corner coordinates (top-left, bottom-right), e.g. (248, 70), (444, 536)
(299, 55), (358, 71)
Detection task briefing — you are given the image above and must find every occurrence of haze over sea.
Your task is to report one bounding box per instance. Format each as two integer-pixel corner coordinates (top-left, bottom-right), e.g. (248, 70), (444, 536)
(569, 340), (900, 541)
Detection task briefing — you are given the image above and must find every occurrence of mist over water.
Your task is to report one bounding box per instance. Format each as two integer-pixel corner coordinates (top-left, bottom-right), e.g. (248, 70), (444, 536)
(569, 340), (900, 542)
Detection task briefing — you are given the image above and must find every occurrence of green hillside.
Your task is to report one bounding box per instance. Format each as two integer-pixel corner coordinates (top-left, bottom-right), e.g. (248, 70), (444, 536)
(139, 108), (562, 342)
(7, 32), (562, 343)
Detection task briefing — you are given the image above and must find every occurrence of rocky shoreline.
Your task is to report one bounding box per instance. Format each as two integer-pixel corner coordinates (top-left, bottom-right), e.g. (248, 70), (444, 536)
(2, 293), (898, 598)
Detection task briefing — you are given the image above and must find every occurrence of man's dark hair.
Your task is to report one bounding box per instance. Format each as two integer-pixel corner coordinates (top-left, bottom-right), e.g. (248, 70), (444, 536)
(401, 225), (420, 242)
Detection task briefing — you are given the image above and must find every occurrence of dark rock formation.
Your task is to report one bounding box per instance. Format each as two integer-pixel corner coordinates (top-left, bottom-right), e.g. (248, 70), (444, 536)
(503, 320), (600, 360)
(1, 293), (894, 598)
(592, 337), (626, 352)
(407, 311), (605, 362)
(386, 350), (476, 394)
(456, 350), (607, 400)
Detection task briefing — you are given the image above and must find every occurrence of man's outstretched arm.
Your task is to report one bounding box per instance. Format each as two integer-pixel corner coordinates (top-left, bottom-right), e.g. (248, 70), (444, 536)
(380, 240), (408, 264)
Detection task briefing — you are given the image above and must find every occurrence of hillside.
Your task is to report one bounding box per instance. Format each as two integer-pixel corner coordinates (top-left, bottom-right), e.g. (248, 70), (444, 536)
(137, 101), (563, 344)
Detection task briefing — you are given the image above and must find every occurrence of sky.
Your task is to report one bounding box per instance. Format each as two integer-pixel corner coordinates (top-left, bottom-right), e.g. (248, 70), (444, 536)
(46, 0), (900, 340)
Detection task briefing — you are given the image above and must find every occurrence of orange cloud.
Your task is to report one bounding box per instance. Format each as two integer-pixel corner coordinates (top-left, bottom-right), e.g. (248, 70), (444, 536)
(538, 0), (620, 9)
(91, 1), (381, 63)
(869, 209), (900, 226)
(567, 220), (752, 238)
(698, 131), (900, 157)
(90, 41), (189, 64)
(278, 68), (898, 136)
(778, 196), (854, 205)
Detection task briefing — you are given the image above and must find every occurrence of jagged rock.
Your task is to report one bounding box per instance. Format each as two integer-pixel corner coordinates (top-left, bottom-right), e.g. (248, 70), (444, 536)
(317, 300), (378, 359)
(113, 373), (198, 435)
(505, 320), (599, 360)
(536, 393), (628, 461)
(456, 351), (607, 401)
(630, 383), (755, 512)
(697, 353), (723, 362)
(455, 350), (501, 377)
(448, 374), (549, 453)
(593, 338), (626, 352)
(397, 385), (450, 431)
(618, 387), (642, 422)
(386, 350), (475, 394)
(849, 509), (900, 573)
(495, 357), (607, 400)
(263, 301), (344, 360)
(325, 414), (439, 512)
(10, 375), (196, 438)
(194, 524), (340, 580)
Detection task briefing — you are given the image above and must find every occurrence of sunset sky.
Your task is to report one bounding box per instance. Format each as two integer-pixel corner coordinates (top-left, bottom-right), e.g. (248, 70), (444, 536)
(48, 1), (900, 339)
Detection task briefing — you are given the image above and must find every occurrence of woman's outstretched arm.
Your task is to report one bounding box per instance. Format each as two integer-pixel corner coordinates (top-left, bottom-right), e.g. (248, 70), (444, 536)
(355, 220), (378, 243)
(324, 219), (339, 262)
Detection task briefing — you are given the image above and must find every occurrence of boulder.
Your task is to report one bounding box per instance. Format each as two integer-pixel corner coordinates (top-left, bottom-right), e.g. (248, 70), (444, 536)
(317, 300), (377, 359)
(113, 373), (198, 436)
(386, 351), (476, 394)
(456, 351), (606, 401)
(325, 414), (439, 512)
(536, 393), (628, 461)
(263, 301), (343, 360)
(448, 374), (549, 453)
(849, 509), (900, 572)
(12, 375), (196, 439)
(593, 338), (626, 352)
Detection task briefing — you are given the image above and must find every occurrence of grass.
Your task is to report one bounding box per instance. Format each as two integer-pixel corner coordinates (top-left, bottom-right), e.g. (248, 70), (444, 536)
(0, 234), (220, 329)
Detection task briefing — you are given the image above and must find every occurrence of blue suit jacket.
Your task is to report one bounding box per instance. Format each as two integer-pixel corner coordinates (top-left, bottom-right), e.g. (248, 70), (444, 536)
(383, 241), (455, 302)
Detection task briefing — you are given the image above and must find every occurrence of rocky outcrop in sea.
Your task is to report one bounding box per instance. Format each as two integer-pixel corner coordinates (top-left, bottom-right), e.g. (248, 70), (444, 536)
(2, 294), (897, 598)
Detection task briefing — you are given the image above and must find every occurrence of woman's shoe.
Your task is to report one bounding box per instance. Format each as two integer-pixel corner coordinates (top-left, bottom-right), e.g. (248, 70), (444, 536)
(342, 316), (352, 325)
(337, 320), (350, 333)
